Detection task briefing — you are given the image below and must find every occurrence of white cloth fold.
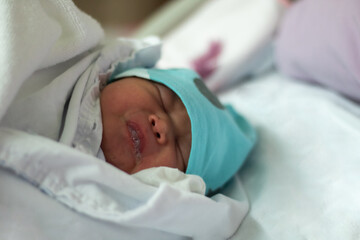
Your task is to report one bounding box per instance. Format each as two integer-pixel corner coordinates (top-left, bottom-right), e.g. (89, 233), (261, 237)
(0, 0), (104, 120)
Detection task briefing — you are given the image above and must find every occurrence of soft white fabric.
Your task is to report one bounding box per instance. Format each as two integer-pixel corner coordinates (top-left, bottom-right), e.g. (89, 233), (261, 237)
(220, 72), (360, 240)
(0, 0), (104, 120)
(0, 127), (249, 239)
(0, 1), (249, 239)
(133, 167), (206, 195)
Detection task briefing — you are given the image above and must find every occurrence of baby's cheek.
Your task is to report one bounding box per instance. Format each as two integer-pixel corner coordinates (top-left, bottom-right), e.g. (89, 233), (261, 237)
(102, 148), (118, 167)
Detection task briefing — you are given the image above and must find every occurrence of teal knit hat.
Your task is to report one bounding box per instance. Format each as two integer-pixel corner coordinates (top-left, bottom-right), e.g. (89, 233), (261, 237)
(108, 67), (257, 193)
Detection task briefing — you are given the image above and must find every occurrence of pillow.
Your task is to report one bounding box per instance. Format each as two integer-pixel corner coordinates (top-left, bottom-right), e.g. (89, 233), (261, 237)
(275, 0), (360, 102)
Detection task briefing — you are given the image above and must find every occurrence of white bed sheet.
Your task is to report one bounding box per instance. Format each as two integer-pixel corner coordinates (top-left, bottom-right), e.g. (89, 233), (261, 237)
(220, 72), (360, 239)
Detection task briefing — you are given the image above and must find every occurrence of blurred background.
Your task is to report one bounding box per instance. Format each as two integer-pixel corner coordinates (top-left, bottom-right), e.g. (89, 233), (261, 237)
(73, 0), (168, 36)
(73, 0), (206, 38)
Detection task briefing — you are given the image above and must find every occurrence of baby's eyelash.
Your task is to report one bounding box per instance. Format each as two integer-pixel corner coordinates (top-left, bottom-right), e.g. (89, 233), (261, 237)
(155, 85), (167, 112)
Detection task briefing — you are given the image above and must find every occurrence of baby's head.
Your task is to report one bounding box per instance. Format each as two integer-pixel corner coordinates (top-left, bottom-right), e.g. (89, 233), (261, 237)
(100, 68), (256, 193)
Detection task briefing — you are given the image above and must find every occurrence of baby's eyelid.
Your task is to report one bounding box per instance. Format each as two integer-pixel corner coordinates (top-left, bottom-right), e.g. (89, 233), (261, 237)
(154, 84), (166, 111)
(154, 84), (186, 162)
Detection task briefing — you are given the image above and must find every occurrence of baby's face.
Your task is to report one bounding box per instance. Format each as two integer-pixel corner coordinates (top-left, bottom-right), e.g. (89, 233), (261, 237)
(100, 77), (192, 174)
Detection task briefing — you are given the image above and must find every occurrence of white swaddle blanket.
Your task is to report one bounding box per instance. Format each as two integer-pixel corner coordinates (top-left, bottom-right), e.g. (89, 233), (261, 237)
(0, 1), (248, 239)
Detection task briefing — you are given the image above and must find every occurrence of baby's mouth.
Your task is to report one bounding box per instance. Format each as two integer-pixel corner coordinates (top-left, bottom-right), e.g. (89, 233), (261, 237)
(127, 121), (144, 161)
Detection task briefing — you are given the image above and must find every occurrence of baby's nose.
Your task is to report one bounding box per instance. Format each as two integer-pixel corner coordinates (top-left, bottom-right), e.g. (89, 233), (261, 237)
(149, 114), (169, 144)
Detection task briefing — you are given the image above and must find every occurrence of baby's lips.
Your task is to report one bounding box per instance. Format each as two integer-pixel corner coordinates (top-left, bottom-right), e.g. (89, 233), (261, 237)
(126, 121), (145, 160)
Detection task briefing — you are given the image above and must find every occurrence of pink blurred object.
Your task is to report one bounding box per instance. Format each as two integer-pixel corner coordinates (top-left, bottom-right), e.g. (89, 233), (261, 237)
(275, 0), (360, 102)
(278, 0), (298, 7)
(278, 0), (291, 7)
(191, 41), (223, 79)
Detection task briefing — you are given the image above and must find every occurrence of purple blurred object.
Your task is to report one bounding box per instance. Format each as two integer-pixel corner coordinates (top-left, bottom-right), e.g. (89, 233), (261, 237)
(191, 40), (223, 79)
(275, 0), (360, 101)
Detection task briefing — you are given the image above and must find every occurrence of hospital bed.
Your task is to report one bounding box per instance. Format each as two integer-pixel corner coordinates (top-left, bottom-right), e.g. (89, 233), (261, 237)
(1, 0), (359, 239)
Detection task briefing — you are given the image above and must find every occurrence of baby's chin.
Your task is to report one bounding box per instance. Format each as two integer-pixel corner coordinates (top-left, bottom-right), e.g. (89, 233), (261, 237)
(100, 141), (136, 174)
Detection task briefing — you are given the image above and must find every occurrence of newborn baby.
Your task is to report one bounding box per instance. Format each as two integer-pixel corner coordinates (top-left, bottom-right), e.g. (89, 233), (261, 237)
(100, 75), (191, 174)
(100, 68), (257, 193)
